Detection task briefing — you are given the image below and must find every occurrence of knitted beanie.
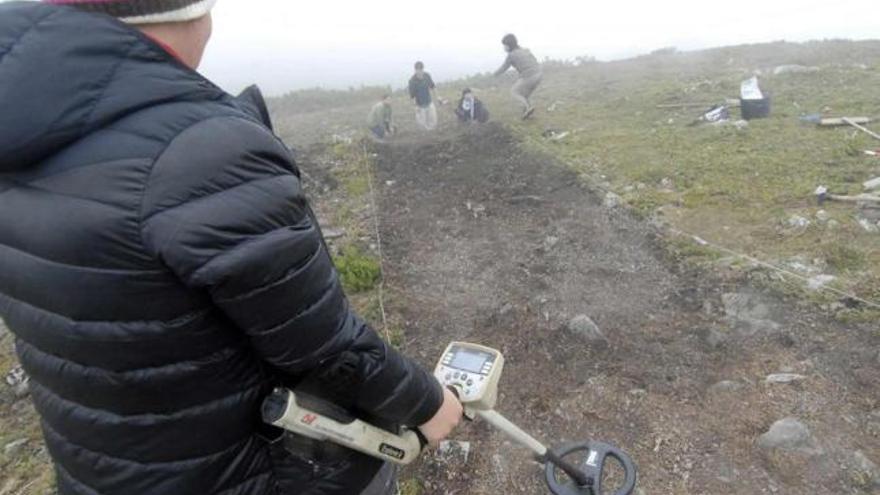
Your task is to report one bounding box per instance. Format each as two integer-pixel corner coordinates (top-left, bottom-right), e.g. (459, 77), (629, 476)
(44, 0), (218, 24)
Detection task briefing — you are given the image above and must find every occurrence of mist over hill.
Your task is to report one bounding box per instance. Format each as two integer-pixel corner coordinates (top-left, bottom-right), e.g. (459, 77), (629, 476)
(199, 0), (878, 95)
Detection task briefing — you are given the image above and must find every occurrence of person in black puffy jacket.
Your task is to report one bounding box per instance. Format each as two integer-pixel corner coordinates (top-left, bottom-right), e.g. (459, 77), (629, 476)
(0, 2), (462, 494)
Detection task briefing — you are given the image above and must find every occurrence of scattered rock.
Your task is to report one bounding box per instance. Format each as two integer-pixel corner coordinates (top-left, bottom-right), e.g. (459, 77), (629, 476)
(507, 195), (544, 206)
(722, 292), (781, 335)
(0, 478), (17, 495)
(4, 366), (29, 399)
(695, 326), (727, 349)
(648, 214), (668, 230)
(714, 461), (739, 484)
(702, 300), (713, 314)
(437, 440), (471, 464)
(773, 65), (820, 75)
(541, 128), (560, 138)
(708, 380), (743, 395)
(603, 192), (622, 209)
(807, 275), (835, 291)
(331, 133), (353, 145)
(705, 327), (727, 349)
(384, 180), (396, 187)
(764, 373), (806, 384)
(757, 418), (821, 454)
(734, 119), (749, 130)
(322, 228), (346, 240)
(852, 451), (880, 489)
(857, 217), (879, 233)
(465, 201), (487, 218)
(543, 236), (559, 251)
(815, 210), (830, 223)
(862, 207), (880, 222)
(498, 303), (514, 316)
(566, 315), (607, 344)
(853, 367), (880, 388)
(826, 219), (841, 229)
(785, 257), (820, 275)
(4, 438), (28, 457)
(786, 215), (811, 228)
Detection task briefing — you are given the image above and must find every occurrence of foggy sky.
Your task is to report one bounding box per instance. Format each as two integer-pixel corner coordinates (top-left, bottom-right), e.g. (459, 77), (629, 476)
(198, 0), (877, 96)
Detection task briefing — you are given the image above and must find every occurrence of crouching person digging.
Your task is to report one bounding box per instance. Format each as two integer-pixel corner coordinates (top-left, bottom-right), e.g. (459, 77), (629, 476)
(0, 1), (462, 494)
(368, 94), (396, 141)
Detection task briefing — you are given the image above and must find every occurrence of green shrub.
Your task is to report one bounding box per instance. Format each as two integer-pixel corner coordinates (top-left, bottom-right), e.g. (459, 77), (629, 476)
(334, 247), (381, 293)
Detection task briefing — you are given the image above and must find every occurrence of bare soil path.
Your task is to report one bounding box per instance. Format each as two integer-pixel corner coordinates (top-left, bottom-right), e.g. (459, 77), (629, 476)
(363, 124), (879, 495)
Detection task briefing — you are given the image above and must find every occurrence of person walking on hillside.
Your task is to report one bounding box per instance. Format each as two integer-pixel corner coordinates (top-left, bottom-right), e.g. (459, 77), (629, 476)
(368, 94), (395, 140)
(0, 2), (463, 495)
(494, 34), (543, 119)
(408, 61), (439, 131)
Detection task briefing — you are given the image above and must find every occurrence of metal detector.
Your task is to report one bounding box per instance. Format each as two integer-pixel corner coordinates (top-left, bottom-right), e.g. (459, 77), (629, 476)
(263, 341), (637, 495)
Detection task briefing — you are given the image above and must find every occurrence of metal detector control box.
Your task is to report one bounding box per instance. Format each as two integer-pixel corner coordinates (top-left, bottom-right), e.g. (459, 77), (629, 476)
(434, 342), (504, 413)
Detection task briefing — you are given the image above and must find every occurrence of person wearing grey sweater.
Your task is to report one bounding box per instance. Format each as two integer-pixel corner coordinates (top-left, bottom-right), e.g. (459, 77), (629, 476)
(494, 33), (542, 119)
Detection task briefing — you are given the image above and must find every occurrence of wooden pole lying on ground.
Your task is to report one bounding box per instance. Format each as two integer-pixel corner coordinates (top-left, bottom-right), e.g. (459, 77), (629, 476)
(864, 177), (880, 191)
(817, 117), (872, 127)
(825, 193), (880, 204)
(842, 117), (880, 141)
(815, 186), (880, 205)
(657, 100), (741, 109)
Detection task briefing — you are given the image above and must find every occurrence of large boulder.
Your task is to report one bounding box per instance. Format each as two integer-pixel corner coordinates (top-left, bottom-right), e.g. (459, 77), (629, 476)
(722, 292), (781, 336)
(757, 418), (823, 485)
(757, 418), (820, 453)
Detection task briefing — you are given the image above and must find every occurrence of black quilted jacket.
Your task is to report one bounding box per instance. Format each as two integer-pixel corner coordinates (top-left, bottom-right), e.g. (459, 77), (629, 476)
(0, 3), (442, 494)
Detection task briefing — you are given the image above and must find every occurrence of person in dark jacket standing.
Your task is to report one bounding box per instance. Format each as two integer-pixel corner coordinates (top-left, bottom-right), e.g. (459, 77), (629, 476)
(0, 2), (462, 495)
(408, 61), (439, 131)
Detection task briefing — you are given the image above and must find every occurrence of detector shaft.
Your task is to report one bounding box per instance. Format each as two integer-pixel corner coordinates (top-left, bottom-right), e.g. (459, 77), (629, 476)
(476, 409), (548, 457)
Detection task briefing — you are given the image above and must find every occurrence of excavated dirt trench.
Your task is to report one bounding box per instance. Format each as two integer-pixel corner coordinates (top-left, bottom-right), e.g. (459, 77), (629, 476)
(309, 123), (879, 494)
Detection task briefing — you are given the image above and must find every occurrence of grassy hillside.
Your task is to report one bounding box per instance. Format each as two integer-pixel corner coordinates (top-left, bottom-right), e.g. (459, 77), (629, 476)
(273, 39), (880, 319)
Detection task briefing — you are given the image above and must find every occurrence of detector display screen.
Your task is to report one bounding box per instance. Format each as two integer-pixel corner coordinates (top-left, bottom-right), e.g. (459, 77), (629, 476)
(449, 348), (492, 373)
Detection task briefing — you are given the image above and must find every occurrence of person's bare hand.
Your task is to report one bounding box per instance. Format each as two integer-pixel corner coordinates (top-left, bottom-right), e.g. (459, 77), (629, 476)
(418, 387), (463, 447)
